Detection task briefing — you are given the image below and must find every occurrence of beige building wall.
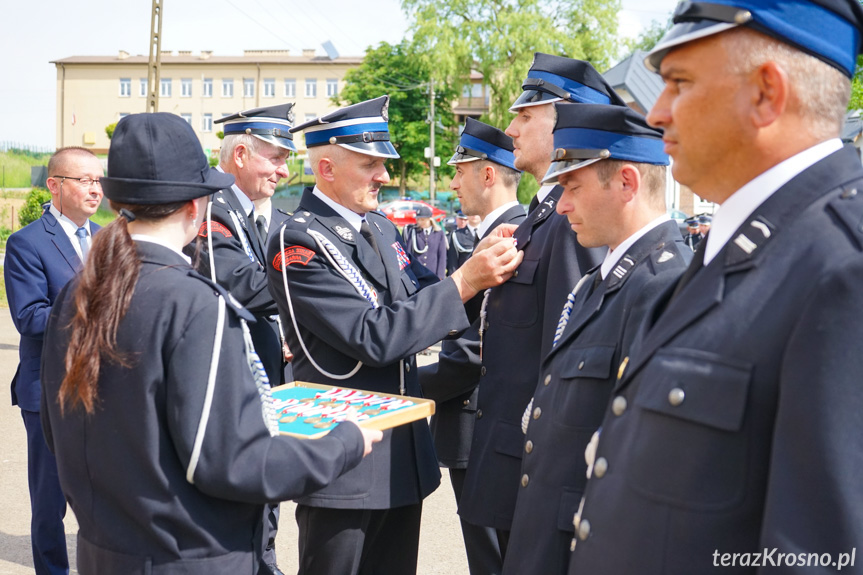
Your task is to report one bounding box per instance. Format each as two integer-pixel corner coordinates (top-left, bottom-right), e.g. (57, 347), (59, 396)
(53, 51), (362, 155)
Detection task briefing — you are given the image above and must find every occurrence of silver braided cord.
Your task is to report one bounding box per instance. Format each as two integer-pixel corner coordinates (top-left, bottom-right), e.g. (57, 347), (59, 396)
(308, 229), (380, 308)
(552, 273), (592, 348)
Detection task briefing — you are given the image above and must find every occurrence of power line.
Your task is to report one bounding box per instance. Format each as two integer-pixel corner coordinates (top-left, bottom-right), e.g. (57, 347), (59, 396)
(221, 0), (301, 51)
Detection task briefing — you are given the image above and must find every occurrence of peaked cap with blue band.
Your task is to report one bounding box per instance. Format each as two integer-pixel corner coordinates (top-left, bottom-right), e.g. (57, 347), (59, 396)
(542, 103), (669, 184)
(646, 0), (863, 77)
(290, 95), (399, 159)
(448, 118), (519, 171)
(215, 103), (297, 152)
(510, 53), (627, 111)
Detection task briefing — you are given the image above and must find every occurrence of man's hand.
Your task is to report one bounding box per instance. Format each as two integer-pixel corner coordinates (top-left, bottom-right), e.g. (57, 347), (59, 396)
(344, 410), (384, 456)
(451, 237), (523, 301)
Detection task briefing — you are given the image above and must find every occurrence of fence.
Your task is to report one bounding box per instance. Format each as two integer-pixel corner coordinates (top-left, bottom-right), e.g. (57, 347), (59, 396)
(0, 141), (54, 155)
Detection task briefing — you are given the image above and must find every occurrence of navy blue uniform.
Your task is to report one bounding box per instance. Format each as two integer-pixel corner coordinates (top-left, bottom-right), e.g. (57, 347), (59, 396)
(40, 241), (364, 574)
(447, 226), (478, 274)
(504, 220), (691, 575)
(568, 146), (863, 574)
(404, 223), (448, 279)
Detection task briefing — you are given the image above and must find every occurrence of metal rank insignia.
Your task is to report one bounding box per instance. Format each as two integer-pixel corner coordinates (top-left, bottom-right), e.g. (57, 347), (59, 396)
(333, 225), (354, 242)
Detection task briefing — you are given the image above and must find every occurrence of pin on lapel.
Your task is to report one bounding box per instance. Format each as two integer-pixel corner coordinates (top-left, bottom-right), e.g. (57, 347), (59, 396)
(333, 225), (354, 242)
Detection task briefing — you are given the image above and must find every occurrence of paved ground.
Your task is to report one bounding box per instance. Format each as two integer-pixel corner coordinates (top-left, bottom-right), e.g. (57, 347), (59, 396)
(0, 311), (468, 574)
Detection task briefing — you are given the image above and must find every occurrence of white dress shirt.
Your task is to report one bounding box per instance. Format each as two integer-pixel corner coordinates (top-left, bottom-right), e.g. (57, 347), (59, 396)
(49, 204), (92, 260)
(600, 215), (671, 280)
(477, 201), (520, 239)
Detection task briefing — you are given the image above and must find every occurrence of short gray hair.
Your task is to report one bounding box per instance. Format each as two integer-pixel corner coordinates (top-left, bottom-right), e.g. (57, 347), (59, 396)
(219, 133), (263, 166)
(306, 145), (347, 177)
(722, 28), (850, 140)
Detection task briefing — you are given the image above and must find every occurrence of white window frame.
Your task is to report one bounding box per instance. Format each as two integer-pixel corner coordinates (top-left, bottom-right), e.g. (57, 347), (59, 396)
(305, 78), (317, 98)
(222, 79), (234, 98)
(160, 78), (172, 98)
(202, 113), (213, 133)
(119, 78), (131, 97)
(181, 78), (192, 98)
(202, 78), (213, 98)
(243, 78), (255, 98)
(263, 78), (275, 98)
(326, 78), (338, 98)
(284, 78), (296, 98)
(139, 78), (148, 97)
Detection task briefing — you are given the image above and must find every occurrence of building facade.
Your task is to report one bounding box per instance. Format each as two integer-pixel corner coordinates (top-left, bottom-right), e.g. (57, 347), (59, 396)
(52, 50), (362, 155)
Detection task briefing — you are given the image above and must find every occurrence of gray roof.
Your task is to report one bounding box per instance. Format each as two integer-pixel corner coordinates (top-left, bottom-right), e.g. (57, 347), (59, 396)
(602, 50), (664, 113)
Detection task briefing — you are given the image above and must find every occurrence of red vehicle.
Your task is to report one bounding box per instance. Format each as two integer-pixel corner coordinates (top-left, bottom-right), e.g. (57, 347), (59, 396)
(378, 199), (447, 227)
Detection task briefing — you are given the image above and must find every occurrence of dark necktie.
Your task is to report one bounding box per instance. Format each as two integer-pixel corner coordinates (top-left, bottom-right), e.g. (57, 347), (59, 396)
(75, 227), (89, 261)
(528, 195), (540, 214)
(669, 234), (707, 302)
(360, 220), (382, 260)
(256, 215), (268, 244)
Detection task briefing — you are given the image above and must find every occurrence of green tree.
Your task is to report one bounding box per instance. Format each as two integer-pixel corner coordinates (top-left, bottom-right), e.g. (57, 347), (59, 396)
(335, 40), (460, 195)
(402, 0), (625, 202)
(624, 16), (672, 55)
(105, 122), (117, 140)
(19, 188), (52, 227)
(850, 55), (863, 110)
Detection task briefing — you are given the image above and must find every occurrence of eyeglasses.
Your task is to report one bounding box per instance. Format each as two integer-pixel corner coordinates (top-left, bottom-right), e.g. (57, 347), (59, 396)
(53, 176), (102, 188)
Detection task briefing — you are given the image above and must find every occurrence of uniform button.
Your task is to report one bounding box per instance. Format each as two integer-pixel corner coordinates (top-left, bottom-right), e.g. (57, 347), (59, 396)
(521, 474), (530, 487)
(578, 519), (591, 541)
(544, 374), (551, 386)
(448, 330), (458, 336)
(578, 360), (585, 370)
(593, 457), (608, 478)
(463, 399), (470, 406)
(533, 407), (542, 420)
(571, 539), (576, 552)
(481, 366), (487, 376)
(405, 363), (411, 372)
(477, 409), (483, 419)
(612, 396), (627, 416)
(513, 270), (519, 278)
(668, 387), (685, 406)
(525, 440), (534, 454)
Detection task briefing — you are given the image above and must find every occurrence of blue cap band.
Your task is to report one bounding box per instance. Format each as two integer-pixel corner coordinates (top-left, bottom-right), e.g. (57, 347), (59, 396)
(303, 121), (390, 147)
(527, 70), (614, 105)
(554, 127), (669, 165)
(459, 133), (518, 170)
(223, 120), (294, 137)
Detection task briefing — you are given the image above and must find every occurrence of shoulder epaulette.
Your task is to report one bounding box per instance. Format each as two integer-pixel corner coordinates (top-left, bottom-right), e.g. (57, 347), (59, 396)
(827, 184), (863, 251)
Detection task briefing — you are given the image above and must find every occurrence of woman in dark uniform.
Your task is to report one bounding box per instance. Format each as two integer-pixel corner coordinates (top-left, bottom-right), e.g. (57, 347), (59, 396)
(39, 113), (380, 575)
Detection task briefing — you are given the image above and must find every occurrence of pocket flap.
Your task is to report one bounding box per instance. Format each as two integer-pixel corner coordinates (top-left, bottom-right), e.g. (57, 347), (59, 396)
(508, 258), (538, 285)
(634, 348), (751, 432)
(558, 345), (616, 380)
(556, 489), (583, 532)
(493, 420), (526, 459)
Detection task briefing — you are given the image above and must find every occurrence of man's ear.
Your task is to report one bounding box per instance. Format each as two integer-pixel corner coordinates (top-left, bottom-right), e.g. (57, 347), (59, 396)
(233, 144), (249, 169)
(484, 164), (496, 187)
(317, 157), (336, 182)
(750, 61), (788, 129)
(618, 164), (642, 203)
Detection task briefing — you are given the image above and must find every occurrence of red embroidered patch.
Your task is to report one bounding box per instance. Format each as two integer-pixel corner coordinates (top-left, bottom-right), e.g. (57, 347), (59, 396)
(197, 221), (233, 238)
(273, 246), (315, 271)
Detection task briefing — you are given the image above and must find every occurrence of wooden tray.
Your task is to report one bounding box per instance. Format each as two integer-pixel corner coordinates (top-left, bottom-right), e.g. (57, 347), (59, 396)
(271, 381), (435, 439)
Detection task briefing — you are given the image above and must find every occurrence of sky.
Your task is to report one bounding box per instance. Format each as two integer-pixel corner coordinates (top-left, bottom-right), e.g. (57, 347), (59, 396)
(0, 0), (678, 149)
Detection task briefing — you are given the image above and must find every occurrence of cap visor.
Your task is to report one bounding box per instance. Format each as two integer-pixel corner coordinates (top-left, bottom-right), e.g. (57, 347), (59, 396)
(510, 90), (562, 111)
(447, 151), (482, 166)
(645, 21), (737, 72)
(338, 140), (399, 159)
(541, 157), (602, 184)
(253, 134), (297, 153)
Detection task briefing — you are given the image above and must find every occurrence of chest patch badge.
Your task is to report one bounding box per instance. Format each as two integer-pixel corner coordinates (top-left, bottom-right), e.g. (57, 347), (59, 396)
(197, 221), (233, 238)
(392, 242), (410, 270)
(273, 246), (315, 271)
(334, 225), (354, 242)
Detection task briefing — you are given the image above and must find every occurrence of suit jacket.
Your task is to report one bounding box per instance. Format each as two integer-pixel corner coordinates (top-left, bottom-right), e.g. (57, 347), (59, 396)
(404, 224), (448, 279)
(266, 187), (472, 509)
(447, 226), (479, 275)
(5, 211), (101, 411)
(569, 146), (863, 575)
(420, 203), (527, 468)
(504, 220), (691, 575)
(40, 242), (363, 574)
(196, 188), (283, 384)
(459, 186), (606, 530)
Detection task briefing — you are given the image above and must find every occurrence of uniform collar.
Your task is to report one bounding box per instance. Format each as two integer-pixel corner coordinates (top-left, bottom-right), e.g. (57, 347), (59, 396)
(311, 186), (365, 232)
(478, 200), (520, 239)
(535, 184), (556, 204)
(600, 214), (670, 279)
(130, 234), (192, 264)
(703, 138), (842, 265)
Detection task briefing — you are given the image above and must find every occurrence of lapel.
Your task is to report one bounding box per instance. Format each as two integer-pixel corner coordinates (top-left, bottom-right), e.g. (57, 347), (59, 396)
(368, 212), (403, 300)
(547, 221), (681, 362)
(485, 204), (528, 238)
(513, 185), (561, 251)
(617, 145), (863, 391)
(223, 189), (266, 263)
(41, 211), (82, 272)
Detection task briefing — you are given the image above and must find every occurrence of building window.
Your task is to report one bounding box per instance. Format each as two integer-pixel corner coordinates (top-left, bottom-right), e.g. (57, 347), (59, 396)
(222, 79), (234, 98)
(181, 78), (192, 97)
(202, 78), (213, 97)
(284, 78), (296, 98)
(243, 78), (255, 98)
(305, 113), (317, 123)
(263, 78), (275, 98)
(202, 113), (213, 132)
(160, 78), (172, 98)
(119, 78), (131, 97)
(181, 113), (192, 125)
(139, 78), (148, 97)
(119, 113), (130, 120)
(326, 78), (338, 98)
(305, 79), (317, 98)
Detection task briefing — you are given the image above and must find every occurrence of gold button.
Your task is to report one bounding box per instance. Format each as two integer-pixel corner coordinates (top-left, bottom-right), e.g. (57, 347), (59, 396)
(578, 361), (585, 370)
(463, 399), (470, 406)
(593, 457), (608, 478)
(544, 374), (551, 386)
(477, 409), (483, 419)
(578, 519), (591, 541)
(612, 396), (627, 416)
(571, 539), (576, 551)
(525, 440), (533, 454)
(448, 330), (459, 336)
(513, 270), (519, 278)
(405, 363), (411, 372)
(481, 366), (487, 376)
(668, 387), (685, 406)
(521, 474), (529, 487)
(533, 407), (542, 420)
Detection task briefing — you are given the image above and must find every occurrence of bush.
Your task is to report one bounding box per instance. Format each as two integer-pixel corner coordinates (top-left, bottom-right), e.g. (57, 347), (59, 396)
(19, 188), (52, 228)
(106, 122), (117, 140)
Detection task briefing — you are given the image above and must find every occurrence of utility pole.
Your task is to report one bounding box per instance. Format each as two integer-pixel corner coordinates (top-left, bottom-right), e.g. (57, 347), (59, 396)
(146, 0), (163, 113)
(428, 79), (436, 201)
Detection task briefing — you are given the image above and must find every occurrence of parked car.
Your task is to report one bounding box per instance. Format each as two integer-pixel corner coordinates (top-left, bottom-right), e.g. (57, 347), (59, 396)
(668, 209), (689, 237)
(378, 199), (447, 227)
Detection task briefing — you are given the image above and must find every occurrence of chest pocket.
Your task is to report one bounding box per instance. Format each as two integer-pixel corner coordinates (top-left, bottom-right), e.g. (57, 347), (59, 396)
(627, 347), (752, 510)
(552, 345), (616, 430)
(400, 269), (420, 297)
(496, 258), (539, 328)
